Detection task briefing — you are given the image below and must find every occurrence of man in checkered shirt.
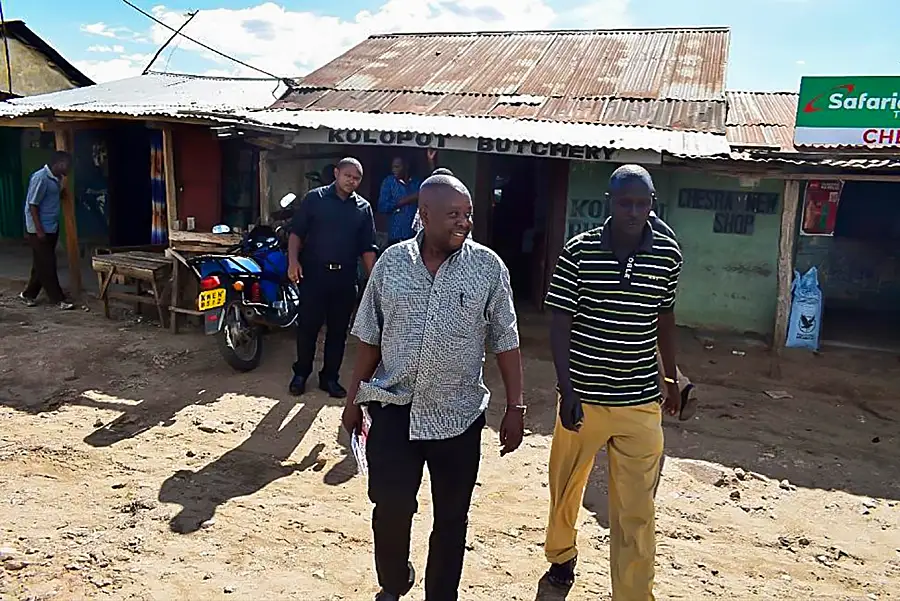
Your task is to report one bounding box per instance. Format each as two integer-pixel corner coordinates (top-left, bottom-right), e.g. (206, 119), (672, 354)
(344, 173), (526, 601)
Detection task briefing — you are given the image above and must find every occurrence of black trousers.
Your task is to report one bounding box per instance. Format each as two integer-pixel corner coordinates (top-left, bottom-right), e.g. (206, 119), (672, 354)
(292, 269), (357, 381)
(23, 233), (65, 304)
(366, 403), (485, 600)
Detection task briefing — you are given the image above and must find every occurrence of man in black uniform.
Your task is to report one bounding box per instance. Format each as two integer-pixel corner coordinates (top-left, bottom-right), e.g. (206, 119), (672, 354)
(288, 157), (377, 398)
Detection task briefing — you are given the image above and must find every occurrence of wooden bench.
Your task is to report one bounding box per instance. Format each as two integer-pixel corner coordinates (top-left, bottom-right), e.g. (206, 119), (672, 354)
(92, 250), (173, 326)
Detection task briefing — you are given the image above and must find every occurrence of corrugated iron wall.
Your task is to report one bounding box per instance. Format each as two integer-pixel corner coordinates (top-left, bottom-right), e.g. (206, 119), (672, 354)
(0, 127), (24, 239)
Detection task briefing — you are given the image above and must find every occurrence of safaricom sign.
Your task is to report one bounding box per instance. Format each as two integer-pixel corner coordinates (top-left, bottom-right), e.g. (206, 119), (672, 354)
(795, 76), (900, 146)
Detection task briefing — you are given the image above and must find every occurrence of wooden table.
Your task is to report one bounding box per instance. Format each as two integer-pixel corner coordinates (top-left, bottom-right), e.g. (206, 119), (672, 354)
(92, 250), (173, 326)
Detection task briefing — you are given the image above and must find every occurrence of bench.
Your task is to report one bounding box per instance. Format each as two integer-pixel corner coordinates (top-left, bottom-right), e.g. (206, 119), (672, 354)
(92, 249), (173, 326)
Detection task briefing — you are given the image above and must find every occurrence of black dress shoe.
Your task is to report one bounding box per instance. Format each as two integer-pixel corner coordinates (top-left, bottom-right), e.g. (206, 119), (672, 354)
(319, 379), (347, 399)
(289, 375), (307, 396)
(374, 592), (399, 601)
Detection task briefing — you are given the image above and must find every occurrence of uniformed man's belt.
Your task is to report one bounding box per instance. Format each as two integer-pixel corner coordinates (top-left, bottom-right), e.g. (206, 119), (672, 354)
(325, 263), (343, 271)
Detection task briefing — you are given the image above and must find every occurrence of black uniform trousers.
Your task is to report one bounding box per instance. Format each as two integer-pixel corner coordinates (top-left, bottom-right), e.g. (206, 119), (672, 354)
(23, 232), (65, 304)
(366, 402), (485, 600)
(292, 266), (357, 381)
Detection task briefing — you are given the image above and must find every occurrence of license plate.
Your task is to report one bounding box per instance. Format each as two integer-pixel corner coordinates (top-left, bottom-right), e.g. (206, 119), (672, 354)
(198, 288), (226, 310)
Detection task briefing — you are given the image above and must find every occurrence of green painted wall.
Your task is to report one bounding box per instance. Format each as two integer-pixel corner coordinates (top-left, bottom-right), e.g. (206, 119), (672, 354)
(565, 163), (783, 335)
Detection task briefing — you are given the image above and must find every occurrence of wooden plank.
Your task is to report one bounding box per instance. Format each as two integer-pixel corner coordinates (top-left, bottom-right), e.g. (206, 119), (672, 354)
(162, 126), (178, 236)
(54, 128), (82, 296)
(169, 230), (242, 245)
(770, 179), (802, 378)
(259, 150), (270, 224)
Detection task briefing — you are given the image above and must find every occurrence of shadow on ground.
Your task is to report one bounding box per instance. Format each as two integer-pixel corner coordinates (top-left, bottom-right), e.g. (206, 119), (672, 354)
(158, 396), (331, 534)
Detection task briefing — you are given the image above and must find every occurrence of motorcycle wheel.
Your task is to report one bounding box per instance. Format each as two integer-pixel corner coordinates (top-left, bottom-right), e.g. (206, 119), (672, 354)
(217, 302), (263, 372)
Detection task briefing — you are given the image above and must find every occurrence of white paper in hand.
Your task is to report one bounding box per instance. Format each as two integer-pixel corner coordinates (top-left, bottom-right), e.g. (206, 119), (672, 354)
(351, 407), (372, 477)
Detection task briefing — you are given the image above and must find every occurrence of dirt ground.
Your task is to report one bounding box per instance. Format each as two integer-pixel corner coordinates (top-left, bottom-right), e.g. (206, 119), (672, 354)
(0, 282), (898, 601)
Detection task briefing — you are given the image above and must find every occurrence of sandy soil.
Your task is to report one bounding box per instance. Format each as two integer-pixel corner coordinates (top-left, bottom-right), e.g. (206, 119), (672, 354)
(0, 284), (898, 601)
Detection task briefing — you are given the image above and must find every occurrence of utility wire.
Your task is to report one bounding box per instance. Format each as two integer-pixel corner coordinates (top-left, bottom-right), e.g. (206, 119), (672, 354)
(121, 0), (288, 82)
(142, 9), (197, 75)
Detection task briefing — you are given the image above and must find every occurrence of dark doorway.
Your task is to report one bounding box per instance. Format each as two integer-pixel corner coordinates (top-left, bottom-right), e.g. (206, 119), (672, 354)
(797, 180), (900, 351)
(107, 124), (152, 247)
(489, 156), (543, 304)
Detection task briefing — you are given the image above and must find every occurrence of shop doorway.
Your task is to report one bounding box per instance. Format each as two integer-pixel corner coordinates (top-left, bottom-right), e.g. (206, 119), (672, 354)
(489, 156), (547, 307)
(797, 180), (900, 350)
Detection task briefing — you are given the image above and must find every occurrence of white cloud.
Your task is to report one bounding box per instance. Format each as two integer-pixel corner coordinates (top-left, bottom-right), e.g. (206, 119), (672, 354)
(87, 44), (127, 53)
(796, 59), (806, 66)
(74, 57), (145, 83)
(77, 0), (631, 82)
(128, 0), (631, 78)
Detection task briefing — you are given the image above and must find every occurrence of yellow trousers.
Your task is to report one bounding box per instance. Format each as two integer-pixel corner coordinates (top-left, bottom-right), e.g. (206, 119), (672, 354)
(545, 401), (664, 601)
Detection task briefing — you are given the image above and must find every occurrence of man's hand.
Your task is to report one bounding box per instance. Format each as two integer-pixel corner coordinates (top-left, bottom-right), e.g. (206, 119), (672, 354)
(426, 148), (437, 162)
(559, 390), (584, 432)
(341, 401), (363, 435)
(35, 230), (46, 241)
(662, 382), (681, 417)
(288, 261), (303, 283)
(499, 407), (524, 456)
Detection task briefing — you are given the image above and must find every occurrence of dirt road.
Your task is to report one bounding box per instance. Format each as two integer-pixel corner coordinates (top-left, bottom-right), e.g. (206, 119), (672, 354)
(0, 286), (898, 601)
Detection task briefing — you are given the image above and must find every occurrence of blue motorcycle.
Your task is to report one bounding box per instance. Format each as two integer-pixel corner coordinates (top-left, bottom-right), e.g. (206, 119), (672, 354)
(187, 194), (300, 371)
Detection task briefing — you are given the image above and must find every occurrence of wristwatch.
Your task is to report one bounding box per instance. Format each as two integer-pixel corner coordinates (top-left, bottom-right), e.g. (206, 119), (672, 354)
(506, 404), (527, 414)
(663, 376), (677, 385)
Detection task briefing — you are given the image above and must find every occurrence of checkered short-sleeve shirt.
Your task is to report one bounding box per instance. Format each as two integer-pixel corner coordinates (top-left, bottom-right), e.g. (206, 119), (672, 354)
(351, 233), (520, 440)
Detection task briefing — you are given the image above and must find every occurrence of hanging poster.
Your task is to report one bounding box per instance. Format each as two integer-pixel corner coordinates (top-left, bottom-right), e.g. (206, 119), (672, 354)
(801, 180), (844, 236)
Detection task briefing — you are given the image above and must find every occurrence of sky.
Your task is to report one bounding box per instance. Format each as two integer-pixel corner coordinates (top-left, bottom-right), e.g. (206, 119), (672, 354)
(4, 0), (899, 91)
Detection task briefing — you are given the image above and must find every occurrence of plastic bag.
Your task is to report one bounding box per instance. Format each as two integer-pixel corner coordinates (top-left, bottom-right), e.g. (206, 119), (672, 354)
(786, 267), (824, 350)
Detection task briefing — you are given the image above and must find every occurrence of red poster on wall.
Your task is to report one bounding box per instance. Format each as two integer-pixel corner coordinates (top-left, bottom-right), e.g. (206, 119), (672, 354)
(801, 180), (844, 236)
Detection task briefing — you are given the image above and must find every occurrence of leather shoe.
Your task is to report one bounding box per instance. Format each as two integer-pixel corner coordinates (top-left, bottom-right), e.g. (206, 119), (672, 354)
(374, 592), (399, 601)
(289, 375), (307, 396)
(319, 379), (347, 399)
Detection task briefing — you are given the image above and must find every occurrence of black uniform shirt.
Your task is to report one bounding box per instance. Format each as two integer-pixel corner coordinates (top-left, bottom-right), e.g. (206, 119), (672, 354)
(291, 184), (377, 270)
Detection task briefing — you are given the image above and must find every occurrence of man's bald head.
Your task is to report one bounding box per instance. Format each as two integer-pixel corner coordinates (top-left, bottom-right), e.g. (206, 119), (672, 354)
(419, 174), (471, 209)
(418, 174), (473, 251)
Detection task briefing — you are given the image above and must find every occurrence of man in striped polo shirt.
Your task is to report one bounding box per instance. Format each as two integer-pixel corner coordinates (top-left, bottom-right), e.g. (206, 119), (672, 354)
(543, 165), (683, 600)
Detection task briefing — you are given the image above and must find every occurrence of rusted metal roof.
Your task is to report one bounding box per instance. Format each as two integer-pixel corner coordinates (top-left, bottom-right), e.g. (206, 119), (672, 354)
(725, 91), (798, 151)
(300, 28), (729, 101)
(279, 27), (730, 141)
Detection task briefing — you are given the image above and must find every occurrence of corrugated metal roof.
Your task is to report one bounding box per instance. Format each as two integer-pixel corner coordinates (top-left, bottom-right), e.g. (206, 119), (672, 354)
(725, 91), (798, 151)
(278, 27), (731, 147)
(245, 108), (731, 156)
(270, 90), (723, 132)
(0, 72), (288, 121)
(300, 28), (729, 101)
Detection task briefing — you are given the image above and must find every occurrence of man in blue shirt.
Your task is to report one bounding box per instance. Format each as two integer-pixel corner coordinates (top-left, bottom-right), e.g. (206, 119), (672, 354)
(20, 152), (74, 310)
(378, 151), (435, 246)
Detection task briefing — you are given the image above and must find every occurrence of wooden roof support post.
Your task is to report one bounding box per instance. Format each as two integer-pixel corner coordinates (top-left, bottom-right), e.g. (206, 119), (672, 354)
(770, 179), (801, 378)
(54, 128), (82, 296)
(162, 126), (178, 235)
(258, 149), (270, 224)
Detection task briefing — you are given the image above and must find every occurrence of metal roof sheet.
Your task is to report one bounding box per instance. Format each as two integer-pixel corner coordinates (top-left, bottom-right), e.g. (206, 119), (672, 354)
(299, 28), (730, 102)
(273, 90), (724, 132)
(0, 72), (288, 120)
(245, 109), (731, 156)
(725, 91), (798, 151)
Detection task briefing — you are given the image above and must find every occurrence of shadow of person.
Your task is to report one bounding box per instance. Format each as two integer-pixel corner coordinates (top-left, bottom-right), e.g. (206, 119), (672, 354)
(83, 387), (223, 448)
(533, 574), (571, 601)
(158, 397), (326, 534)
(322, 426), (357, 486)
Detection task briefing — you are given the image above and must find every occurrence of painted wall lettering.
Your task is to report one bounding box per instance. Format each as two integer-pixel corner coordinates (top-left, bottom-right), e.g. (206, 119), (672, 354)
(678, 188), (779, 215)
(292, 129), (662, 164)
(327, 129), (448, 148)
(713, 212), (756, 235)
